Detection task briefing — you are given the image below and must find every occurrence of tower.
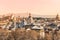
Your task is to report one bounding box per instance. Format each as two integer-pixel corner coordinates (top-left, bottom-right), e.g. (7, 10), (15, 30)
(27, 13), (34, 24)
(29, 13), (31, 18)
(56, 14), (59, 21)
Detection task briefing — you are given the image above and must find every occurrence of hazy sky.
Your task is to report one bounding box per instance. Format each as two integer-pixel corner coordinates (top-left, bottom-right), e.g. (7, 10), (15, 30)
(0, 0), (60, 15)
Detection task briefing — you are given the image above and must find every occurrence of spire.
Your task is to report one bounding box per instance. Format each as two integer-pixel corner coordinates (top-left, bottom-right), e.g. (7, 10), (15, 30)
(28, 13), (34, 24)
(56, 13), (59, 20)
(29, 13), (31, 18)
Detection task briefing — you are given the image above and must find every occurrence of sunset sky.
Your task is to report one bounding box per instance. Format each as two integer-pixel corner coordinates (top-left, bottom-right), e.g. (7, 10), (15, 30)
(0, 0), (60, 15)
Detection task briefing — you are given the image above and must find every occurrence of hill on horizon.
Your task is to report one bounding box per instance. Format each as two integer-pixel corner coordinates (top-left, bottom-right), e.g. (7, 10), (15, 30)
(0, 13), (56, 18)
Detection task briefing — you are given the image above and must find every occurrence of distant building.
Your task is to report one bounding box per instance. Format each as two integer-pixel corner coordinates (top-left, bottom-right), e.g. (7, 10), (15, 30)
(26, 13), (34, 24)
(56, 14), (59, 21)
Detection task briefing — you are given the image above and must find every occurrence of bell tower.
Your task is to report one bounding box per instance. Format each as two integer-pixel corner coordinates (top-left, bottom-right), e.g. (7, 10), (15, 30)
(56, 14), (59, 21)
(27, 13), (34, 24)
(29, 13), (31, 18)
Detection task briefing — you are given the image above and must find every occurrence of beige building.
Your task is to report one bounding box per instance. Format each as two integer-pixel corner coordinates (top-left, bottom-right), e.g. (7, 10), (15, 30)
(26, 13), (34, 24)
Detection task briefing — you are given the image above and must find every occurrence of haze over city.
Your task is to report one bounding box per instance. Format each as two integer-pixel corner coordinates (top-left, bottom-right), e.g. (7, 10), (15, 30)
(0, 0), (60, 16)
(1, 0), (60, 40)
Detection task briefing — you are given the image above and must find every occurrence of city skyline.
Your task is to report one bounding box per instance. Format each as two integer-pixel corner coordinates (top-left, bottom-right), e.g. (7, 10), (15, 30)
(0, 0), (60, 15)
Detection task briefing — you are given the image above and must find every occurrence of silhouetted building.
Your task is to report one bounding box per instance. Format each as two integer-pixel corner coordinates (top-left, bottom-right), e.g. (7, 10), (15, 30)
(56, 14), (59, 21)
(27, 13), (34, 24)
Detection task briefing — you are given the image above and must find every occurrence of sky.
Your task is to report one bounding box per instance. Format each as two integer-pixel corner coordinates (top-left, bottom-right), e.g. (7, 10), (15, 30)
(0, 0), (60, 15)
